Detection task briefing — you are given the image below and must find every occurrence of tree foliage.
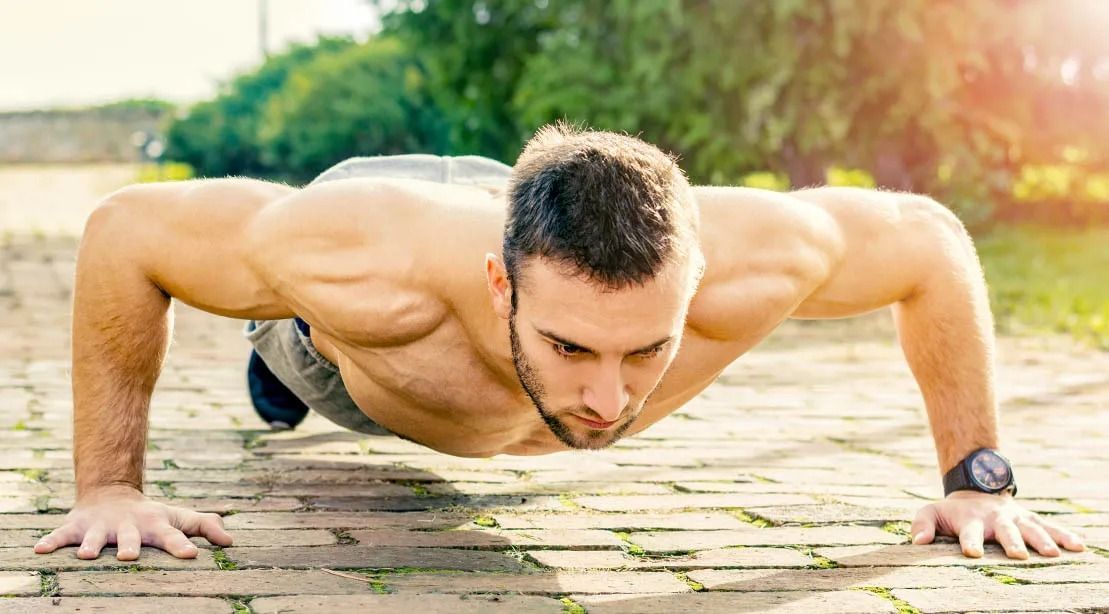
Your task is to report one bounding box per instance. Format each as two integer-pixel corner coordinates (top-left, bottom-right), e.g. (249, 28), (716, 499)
(258, 37), (448, 181)
(166, 0), (1109, 224)
(165, 37), (357, 178)
(374, 0), (1108, 226)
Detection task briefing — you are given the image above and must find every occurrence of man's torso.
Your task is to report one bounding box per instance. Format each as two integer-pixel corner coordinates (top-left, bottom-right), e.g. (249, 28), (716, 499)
(258, 178), (831, 456)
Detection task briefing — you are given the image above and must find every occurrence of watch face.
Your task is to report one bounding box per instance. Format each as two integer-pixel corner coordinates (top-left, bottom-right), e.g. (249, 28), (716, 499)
(970, 450), (1011, 491)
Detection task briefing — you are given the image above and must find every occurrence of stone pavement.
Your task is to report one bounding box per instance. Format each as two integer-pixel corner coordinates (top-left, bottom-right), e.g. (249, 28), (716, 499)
(1, 230), (1108, 613)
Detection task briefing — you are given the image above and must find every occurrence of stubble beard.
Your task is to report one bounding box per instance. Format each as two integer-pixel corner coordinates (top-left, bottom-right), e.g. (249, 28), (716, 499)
(508, 308), (634, 450)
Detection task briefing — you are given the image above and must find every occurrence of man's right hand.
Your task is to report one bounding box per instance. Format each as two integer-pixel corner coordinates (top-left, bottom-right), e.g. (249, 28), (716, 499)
(32, 485), (234, 560)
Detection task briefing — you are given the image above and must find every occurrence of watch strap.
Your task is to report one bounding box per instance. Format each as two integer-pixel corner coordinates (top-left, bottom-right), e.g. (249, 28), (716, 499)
(942, 460), (972, 497)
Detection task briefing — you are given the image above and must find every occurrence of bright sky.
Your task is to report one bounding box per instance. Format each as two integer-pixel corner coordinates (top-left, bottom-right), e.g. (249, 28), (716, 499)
(0, 0), (382, 111)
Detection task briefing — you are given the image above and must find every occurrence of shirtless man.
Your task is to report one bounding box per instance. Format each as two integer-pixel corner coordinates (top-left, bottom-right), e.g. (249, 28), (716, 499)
(33, 124), (1085, 563)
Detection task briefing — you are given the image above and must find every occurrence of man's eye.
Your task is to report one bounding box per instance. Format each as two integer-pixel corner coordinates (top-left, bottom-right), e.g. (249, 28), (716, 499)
(553, 343), (582, 357)
(637, 345), (666, 359)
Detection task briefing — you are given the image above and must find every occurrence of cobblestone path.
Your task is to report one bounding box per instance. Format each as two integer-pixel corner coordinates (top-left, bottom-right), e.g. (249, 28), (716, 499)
(1, 232), (1107, 613)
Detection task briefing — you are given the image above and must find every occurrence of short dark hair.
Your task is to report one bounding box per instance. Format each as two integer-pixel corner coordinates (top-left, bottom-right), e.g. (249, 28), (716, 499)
(503, 122), (698, 295)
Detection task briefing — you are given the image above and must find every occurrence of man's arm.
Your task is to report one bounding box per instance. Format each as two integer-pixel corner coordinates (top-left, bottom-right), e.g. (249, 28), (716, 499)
(787, 186), (1084, 559)
(789, 186), (996, 472)
(35, 178), (296, 561)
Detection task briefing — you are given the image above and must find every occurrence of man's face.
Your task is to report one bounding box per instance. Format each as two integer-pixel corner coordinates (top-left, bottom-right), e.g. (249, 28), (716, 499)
(504, 257), (699, 450)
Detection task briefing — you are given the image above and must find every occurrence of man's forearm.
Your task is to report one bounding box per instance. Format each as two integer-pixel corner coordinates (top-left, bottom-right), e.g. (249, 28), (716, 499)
(72, 201), (171, 496)
(891, 216), (998, 474)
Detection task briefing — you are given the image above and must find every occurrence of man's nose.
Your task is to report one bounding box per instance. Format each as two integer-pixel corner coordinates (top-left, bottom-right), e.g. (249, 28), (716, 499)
(583, 367), (629, 422)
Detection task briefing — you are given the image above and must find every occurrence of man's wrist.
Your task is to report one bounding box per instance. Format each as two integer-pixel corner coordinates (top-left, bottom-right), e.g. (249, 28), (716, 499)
(942, 448), (1016, 497)
(76, 480), (144, 502)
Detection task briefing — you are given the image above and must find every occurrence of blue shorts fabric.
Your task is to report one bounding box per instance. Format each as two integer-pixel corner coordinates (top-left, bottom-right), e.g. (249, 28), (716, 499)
(242, 154), (512, 435)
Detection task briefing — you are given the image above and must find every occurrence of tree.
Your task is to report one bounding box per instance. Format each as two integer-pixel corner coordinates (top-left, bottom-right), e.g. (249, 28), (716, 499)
(258, 38), (449, 182)
(165, 37), (357, 178)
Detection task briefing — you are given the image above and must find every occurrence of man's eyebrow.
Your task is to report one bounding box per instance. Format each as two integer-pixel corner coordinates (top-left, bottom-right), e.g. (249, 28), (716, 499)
(534, 327), (673, 355)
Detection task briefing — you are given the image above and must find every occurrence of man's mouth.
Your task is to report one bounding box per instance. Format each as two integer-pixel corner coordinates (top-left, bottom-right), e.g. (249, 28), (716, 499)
(575, 415), (619, 430)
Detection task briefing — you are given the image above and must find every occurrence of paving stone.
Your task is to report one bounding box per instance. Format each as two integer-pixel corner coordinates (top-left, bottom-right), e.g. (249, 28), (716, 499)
(750, 503), (916, 524)
(242, 468), (522, 484)
(149, 496), (304, 513)
(1076, 526), (1109, 549)
(574, 493), (815, 512)
(4, 230), (1109, 611)
(422, 481), (674, 496)
(628, 526), (905, 552)
(251, 594), (563, 613)
(192, 529), (336, 547)
(674, 482), (903, 498)
(0, 547), (217, 570)
(1055, 513), (1109, 527)
(309, 494), (563, 512)
(0, 530), (42, 547)
(1072, 498), (1109, 513)
(0, 571), (39, 596)
(1003, 562), (1109, 583)
(491, 512), (748, 531)
(225, 545), (528, 572)
(57, 569), (379, 596)
(0, 597), (233, 613)
(816, 543), (1104, 567)
(572, 590), (896, 613)
(893, 583), (1109, 613)
(0, 515), (67, 530)
(528, 547), (814, 569)
(687, 566), (996, 590)
(381, 570), (691, 594)
(222, 511), (472, 530)
(347, 528), (624, 549)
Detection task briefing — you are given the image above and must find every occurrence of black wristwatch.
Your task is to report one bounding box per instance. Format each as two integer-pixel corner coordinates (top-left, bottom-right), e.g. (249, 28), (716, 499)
(943, 448), (1017, 497)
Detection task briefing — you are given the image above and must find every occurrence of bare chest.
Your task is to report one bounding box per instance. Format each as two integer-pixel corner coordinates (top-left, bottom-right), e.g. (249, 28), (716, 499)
(310, 312), (777, 456)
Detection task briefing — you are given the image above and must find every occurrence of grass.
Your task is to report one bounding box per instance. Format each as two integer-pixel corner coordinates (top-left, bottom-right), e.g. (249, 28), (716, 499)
(854, 586), (921, 614)
(976, 225), (1109, 350)
(613, 531), (646, 556)
(212, 547), (238, 570)
(560, 597), (587, 614)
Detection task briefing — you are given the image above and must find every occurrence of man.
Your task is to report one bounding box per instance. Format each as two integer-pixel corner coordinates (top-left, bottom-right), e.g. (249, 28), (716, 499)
(34, 124), (1085, 563)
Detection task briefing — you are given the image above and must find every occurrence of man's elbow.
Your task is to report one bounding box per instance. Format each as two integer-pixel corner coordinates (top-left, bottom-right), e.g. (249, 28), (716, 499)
(906, 195), (978, 263)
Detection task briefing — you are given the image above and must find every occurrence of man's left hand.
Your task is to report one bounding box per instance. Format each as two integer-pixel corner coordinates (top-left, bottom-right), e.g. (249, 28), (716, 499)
(911, 491), (1086, 559)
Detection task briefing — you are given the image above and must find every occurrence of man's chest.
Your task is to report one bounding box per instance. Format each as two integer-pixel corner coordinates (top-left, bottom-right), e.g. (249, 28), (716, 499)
(310, 313), (777, 455)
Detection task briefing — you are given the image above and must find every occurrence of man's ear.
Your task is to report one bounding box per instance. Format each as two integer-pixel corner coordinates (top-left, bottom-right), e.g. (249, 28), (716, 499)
(485, 253), (512, 319)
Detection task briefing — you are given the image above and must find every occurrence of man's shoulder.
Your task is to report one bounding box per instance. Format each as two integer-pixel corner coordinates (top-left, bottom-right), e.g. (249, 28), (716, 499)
(248, 178), (504, 346)
(694, 186), (841, 270)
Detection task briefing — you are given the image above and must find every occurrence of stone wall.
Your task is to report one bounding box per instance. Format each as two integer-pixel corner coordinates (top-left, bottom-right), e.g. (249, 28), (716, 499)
(0, 107), (169, 163)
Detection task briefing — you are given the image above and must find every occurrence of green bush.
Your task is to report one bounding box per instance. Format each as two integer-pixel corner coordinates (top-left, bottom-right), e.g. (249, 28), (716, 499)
(258, 38), (448, 183)
(135, 162), (196, 183)
(165, 37), (357, 178)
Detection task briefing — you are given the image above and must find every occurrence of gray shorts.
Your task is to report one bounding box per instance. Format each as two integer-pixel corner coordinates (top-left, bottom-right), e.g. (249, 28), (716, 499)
(242, 154), (512, 435)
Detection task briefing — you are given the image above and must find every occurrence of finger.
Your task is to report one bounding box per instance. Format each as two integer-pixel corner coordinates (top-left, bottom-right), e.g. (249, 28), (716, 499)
(116, 523), (142, 561)
(911, 504), (939, 545)
(1032, 516), (1086, 552)
(993, 518), (1029, 560)
(34, 525), (80, 554)
(959, 519), (985, 558)
(199, 514), (233, 547)
(77, 526), (109, 560)
(178, 511), (233, 547)
(153, 527), (198, 559)
(1017, 517), (1060, 557)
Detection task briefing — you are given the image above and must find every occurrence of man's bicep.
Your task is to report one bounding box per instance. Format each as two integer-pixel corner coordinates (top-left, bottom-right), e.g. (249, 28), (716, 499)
(788, 187), (960, 319)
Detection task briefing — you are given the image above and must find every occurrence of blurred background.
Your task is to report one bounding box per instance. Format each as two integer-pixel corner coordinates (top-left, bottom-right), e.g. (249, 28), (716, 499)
(1, 0), (1106, 348)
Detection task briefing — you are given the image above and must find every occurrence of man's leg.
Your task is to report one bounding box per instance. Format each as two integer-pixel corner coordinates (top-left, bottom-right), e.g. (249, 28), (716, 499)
(247, 349), (310, 429)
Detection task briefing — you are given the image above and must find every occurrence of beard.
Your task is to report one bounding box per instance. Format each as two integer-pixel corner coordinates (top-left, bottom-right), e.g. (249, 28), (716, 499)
(508, 307), (635, 450)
